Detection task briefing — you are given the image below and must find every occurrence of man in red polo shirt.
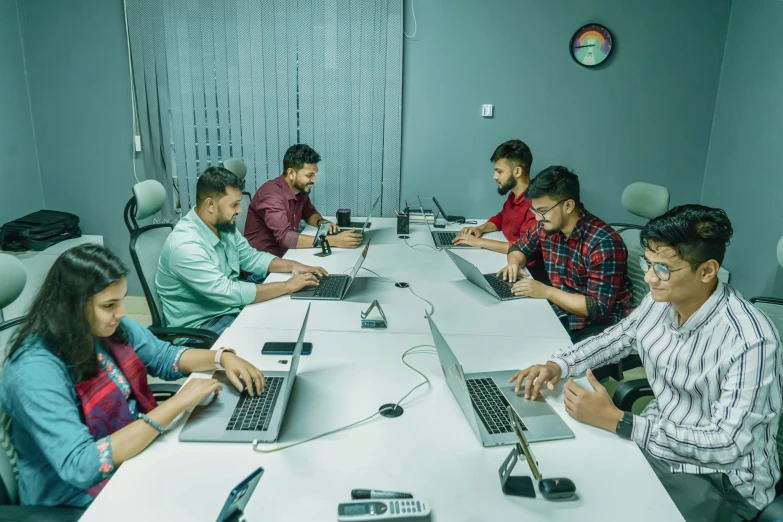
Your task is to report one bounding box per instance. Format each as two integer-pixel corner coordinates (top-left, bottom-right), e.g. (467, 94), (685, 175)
(244, 144), (362, 257)
(453, 140), (537, 252)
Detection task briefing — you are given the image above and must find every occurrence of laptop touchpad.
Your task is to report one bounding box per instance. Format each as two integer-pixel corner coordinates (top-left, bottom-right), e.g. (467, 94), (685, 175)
(502, 387), (555, 417)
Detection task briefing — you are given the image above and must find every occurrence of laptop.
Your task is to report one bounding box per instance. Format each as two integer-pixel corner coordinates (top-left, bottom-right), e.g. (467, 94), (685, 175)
(291, 239), (372, 300)
(179, 304), (311, 443)
(432, 196), (465, 224)
(417, 196), (470, 249)
(349, 194), (381, 231)
(426, 312), (573, 446)
(444, 249), (532, 301)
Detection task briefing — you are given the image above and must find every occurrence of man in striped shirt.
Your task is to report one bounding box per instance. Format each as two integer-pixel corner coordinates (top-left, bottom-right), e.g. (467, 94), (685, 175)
(509, 205), (782, 522)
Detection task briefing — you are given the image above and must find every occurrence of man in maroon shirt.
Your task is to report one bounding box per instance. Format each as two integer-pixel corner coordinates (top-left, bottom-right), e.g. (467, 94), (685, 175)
(453, 140), (537, 253)
(244, 144), (362, 257)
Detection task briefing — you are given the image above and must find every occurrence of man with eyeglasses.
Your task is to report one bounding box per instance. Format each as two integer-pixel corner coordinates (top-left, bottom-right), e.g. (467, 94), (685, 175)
(497, 165), (634, 343)
(507, 205), (781, 522)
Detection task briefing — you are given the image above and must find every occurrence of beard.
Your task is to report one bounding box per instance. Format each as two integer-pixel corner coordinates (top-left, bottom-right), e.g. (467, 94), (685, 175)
(216, 216), (237, 233)
(294, 179), (314, 193)
(497, 177), (515, 196)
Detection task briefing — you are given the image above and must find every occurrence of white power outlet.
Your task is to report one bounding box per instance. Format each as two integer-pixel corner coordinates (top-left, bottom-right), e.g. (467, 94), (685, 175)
(481, 104), (493, 117)
(134, 135), (142, 152)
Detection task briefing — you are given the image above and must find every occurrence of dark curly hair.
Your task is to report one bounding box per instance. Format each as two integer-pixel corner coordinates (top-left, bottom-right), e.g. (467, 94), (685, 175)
(490, 140), (532, 173)
(525, 166), (580, 205)
(7, 244), (130, 383)
(640, 204), (733, 266)
(283, 144), (321, 172)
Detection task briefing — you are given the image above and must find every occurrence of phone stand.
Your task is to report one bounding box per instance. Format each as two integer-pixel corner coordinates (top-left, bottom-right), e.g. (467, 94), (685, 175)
(498, 444), (536, 498)
(223, 510), (247, 522)
(314, 235), (332, 257)
(360, 299), (387, 328)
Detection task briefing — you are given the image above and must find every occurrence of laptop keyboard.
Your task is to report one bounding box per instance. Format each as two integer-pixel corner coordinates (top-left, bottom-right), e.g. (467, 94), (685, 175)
(483, 274), (515, 299)
(226, 377), (284, 432)
(432, 231), (466, 248)
(466, 377), (527, 434)
(311, 275), (345, 298)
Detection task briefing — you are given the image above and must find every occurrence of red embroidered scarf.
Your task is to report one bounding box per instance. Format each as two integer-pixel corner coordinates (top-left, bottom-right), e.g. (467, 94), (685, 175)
(73, 339), (157, 497)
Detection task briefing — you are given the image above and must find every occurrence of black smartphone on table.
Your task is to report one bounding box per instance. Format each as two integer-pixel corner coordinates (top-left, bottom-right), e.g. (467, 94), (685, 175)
(215, 467), (264, 522)
(261, 342), (313, 356)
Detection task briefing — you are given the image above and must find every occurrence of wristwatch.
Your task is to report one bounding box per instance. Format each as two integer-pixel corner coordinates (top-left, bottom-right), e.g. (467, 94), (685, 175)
(616, 411), (634, 440)
(214, 347), (236, 370)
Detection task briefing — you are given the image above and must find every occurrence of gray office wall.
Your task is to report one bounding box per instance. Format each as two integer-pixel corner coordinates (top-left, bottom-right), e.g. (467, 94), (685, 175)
(0, 0), (44, 226)
(701, 0), (783, 298)
(16, 0), (146, 294)
(400, 0), (730, 226)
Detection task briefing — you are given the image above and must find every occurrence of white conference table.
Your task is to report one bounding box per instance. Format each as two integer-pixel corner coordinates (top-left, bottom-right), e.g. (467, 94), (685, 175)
(80, 218), (683, 522)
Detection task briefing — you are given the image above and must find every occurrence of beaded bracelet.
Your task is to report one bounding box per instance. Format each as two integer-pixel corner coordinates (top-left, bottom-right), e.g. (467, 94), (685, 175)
(137, 412), (165, 435)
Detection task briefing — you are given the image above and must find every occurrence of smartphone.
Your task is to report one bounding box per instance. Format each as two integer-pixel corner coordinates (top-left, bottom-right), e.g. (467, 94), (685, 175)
(215, 467), (264, 522)
(261, 342), (313, 356)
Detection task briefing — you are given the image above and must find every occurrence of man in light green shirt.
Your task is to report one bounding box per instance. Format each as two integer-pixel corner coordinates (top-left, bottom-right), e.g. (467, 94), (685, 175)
(156, 166), (326, 333)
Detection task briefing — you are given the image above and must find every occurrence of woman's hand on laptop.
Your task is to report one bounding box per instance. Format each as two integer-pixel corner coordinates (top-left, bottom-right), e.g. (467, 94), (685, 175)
(508, 361), (563, 400)
(220, 351), (266, 396)
(173, 378), (224, 411)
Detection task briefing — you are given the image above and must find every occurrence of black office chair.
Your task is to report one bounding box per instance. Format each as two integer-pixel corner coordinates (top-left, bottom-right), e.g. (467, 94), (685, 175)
(123, 180), (218, 348)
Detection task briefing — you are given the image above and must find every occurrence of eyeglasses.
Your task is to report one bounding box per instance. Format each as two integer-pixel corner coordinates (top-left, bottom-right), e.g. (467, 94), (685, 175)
(530, 199), (568, 219)
(639, 256), (705, 281)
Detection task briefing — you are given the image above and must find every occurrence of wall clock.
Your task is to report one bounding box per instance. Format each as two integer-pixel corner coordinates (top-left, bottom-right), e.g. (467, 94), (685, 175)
(570, 24), (613, 68)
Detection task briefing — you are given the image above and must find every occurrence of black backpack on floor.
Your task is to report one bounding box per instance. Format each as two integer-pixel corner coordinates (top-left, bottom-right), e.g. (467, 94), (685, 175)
(0, 210), (81, 252)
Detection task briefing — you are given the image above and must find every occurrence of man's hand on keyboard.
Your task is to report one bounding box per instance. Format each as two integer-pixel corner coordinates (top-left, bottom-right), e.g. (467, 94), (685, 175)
(458, 226), (483, 238)
(511, 277), (549, 299)
(452, 233), (481, 247)
(284, 272), (320, 293)
(220, 351), (267, 396)
(508, 361), (563, 400)
(292, 262), (328, 278)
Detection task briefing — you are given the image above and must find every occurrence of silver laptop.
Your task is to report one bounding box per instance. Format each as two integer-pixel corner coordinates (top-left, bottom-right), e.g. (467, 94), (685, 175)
(350, 194), (381, 233)
(179, 304), (311, 443)
(417, 196), (470, 249)
(445, 249), (532, 301)
(426, 312), (573, 446)
(291, 239), (372, 300)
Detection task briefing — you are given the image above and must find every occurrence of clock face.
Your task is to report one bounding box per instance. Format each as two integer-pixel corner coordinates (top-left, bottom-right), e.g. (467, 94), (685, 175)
(571, 24), (613, 67)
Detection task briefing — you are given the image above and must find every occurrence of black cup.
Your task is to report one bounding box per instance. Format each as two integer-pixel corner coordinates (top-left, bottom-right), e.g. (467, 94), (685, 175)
(336, 209), (351, 227)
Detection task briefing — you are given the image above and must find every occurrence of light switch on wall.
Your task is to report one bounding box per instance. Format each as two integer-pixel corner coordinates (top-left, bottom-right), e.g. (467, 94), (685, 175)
(481, 104), (493, 117)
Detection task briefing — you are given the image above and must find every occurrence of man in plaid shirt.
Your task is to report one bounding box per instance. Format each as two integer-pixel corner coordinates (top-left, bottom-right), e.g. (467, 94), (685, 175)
(497, 166), (634, 342)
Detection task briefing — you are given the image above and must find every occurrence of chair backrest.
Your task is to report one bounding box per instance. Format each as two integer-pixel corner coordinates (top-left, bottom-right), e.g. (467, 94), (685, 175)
(223, 158), (247, 181)
(0, 317), (26, 505)
(130, 225), (173, 328)
(235, 191), (253, 236)
(614, 227), (649, 306)
(125, 180), (170, 328)
(749, 298), (783, 467)
(621, 182), (670, 220)
(0, 255), (26, 320)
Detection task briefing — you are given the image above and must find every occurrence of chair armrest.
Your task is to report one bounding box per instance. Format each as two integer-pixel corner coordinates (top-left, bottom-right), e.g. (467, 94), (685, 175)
(149, 383), (182, 402)
(148, 326), (219, 348)
(0, 316), (27, 333)
(0, 505), (85, 522)
(620, 354), (643, 373)
(758, 495), (783, 522)
(612, 379), (653, 412)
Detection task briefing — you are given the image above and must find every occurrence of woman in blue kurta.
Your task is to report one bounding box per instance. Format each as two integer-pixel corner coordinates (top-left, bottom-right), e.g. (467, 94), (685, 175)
(0, 244), (267, 507)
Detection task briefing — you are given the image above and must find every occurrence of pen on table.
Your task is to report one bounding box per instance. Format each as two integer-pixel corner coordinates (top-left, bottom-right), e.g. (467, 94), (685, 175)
(351, 489), (413, 499)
